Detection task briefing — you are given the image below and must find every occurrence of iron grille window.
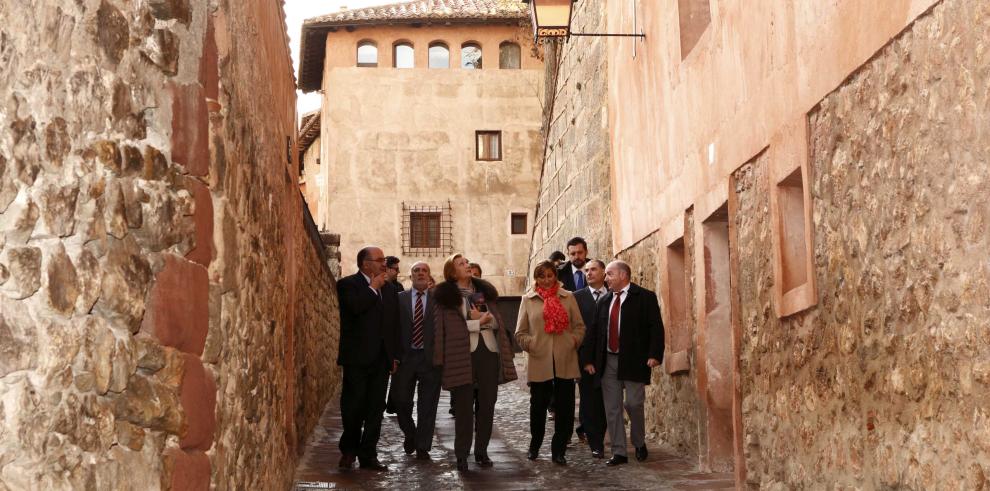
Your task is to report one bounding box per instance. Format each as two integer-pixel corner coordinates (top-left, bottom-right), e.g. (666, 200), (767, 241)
(476, 131), (502, 161)
(402, 202), (453, 256)
(410, 212), (441, 248)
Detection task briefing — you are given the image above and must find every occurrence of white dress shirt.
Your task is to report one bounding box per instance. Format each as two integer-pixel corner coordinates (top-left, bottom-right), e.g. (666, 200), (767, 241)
(606, 283), (631, 353)
(362, 272), (379, 295)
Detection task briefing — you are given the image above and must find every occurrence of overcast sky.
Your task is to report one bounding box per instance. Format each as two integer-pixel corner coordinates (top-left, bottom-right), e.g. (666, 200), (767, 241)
(284, 0), (395, 118)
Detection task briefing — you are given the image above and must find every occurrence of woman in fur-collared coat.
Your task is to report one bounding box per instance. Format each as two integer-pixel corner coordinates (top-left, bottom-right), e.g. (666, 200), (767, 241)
(433, 253), (517, 471)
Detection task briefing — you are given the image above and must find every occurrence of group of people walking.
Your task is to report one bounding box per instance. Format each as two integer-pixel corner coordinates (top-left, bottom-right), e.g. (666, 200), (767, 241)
(334, 237), (665, 473)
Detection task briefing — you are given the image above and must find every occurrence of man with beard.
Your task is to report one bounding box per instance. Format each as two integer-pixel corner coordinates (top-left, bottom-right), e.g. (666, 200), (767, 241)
(557, 237), (589, 292)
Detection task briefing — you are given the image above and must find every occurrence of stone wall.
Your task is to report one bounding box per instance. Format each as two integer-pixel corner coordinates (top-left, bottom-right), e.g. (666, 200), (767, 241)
(730, 0), (990, 486)
(527, 0), (613, 271)
(616, 216), (704, 463)
(0, 0), (341, 489)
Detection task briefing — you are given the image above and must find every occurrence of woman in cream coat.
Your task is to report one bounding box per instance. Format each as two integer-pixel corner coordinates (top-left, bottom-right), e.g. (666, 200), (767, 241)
(515, 260), (585, 465)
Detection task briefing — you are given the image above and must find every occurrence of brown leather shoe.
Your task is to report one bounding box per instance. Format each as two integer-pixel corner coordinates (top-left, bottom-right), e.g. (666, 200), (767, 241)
(338, 453), (356, 469)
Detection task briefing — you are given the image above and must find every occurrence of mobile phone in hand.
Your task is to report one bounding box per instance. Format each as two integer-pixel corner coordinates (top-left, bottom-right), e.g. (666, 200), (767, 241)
(470, 292), (488, 312)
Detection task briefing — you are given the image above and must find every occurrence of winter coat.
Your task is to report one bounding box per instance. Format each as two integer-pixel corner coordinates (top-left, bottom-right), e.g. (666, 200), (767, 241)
(515, 285), (585, 382)
(432, 278), (518, 390)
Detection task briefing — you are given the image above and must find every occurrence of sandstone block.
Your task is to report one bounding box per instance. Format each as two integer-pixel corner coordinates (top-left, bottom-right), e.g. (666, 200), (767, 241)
(115, 420), (145, 451)
(0, 296), (37, 377)
(47, 245), (79, 314)
(142, 254), (209, 355)
(184, 177), (213, 267)
(38, 180), (79, 238)
(170, 83), (209, 176)
(163, 448), (210, 491)
(73, 248), (101, 314)
(141, 28), (180, 76)
(135, 336), (167, 372)
(178, 353), (216, 450)
(2, 246), (41, 299)
(94, 238), (153, 332)
(104, 181), (129, 239)
(201, 16), (219, 103)
(0, 194), (40, 245)
(148, 0), (191, 24)
(112, 373), (183, 435)
(43, 117), (70, 168)
(96, 0), (129, 65)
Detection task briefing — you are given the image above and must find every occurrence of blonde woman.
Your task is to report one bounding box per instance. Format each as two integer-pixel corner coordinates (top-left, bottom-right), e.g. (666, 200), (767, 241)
(515, 260), (585, 465)
(433, 253), (518, 471)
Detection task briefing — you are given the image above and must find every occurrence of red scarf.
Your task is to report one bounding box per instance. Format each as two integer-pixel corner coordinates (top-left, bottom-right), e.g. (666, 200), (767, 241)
(535, 284), (569, 335)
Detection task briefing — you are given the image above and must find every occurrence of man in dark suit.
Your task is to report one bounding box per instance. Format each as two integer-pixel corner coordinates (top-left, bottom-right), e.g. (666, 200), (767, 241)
(336, 246), (400, 471)
(557, 236), (589, 292)
(572, 259), (609, 459)
(581, 260), (664, 466)
(392, 262), (442, 460)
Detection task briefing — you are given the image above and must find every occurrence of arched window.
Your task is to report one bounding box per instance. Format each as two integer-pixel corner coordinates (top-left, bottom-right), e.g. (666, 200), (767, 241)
(393, 41), (414, 68)
(461, 42), (482, 69)
(357, 40), (378, 67)
(428, 42), (449, 68)
(499, 42), (521, 69)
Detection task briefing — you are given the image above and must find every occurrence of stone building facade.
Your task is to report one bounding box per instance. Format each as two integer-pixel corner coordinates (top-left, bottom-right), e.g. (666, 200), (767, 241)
(0, 0), (340, 489)
(298, 1), (543, 295)
(527, 0), (613, 272)
(534, 0), (990, 487)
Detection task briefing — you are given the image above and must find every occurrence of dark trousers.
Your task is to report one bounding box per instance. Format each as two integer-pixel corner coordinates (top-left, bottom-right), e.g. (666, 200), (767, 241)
(338, 351), (389, 462)
(394, 350), (442, 452)
(450, 344), (499, 459)
(529, 377), (576, 457)
(578, 371), (606, 453)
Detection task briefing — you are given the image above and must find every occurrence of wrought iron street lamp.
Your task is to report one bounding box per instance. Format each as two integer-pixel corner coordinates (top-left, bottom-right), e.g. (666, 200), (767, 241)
(522, 0), (646, 42)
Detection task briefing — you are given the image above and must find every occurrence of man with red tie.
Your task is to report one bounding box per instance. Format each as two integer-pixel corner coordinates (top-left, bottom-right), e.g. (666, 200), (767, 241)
(392, 262), (442, 460)
(580, 260), (664, 466)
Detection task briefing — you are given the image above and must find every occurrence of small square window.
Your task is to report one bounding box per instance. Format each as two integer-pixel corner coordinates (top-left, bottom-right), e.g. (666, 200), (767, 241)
(476, 131), (502, 161)
(410, 212), (442, 248)
(511, 213), (527, 235)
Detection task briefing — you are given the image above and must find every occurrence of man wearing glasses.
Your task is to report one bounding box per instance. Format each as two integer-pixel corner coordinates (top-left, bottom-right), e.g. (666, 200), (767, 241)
(336, 246), (401, 471)
(385, 256), (405, 292)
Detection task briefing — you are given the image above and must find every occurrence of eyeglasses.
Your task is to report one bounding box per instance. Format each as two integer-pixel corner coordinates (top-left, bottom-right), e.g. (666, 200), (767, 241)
(364, 258), (386, 263)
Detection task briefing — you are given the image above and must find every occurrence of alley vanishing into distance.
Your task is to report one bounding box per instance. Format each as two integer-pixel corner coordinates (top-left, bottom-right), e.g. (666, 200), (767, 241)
(0, 0), (988, 489)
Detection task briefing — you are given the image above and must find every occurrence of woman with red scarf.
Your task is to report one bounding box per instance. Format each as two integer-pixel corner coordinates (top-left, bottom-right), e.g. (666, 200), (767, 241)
(515, 260), (586, 464)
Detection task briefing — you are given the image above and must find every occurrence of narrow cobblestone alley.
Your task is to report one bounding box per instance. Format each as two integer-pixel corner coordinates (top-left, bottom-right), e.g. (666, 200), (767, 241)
(294, 356), (734, 490)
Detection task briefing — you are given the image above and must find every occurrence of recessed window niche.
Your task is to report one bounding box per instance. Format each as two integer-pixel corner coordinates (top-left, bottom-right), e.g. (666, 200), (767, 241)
(664, 236), (690, 374)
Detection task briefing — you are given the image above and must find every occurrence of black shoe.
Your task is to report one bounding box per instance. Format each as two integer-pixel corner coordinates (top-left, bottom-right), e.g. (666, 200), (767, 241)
(338, 453), (356, 469)
(456, 458), (469, 471)
(403, 437), (415, 455)
(605, 455), (628, 466)
(475, 455), (493, 467)
(359, 459), (388, 471)
(551, 455), (567, 465)
(527, 449), (538, 460)
(635, 446), (648, 462)
(415, 450), (431, 461)
(449, 407), (456, 416)
(591, 449), (605, 459)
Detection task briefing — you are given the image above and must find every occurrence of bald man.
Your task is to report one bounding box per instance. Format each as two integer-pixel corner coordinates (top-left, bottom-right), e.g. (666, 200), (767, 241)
(336, 246), (400, 471)
(580, 260), (664, 466)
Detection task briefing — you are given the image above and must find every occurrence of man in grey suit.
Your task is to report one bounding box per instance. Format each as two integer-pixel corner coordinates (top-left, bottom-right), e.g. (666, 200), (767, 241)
(572, 259), (609, 459)
(393, 262), (442, 460)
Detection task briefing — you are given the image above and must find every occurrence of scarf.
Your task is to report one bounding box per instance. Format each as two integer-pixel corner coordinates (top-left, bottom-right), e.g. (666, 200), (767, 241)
(535, 283), (569, 335)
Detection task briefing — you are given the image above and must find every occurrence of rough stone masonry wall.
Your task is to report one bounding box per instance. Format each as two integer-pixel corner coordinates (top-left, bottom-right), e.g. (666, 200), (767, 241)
(616, 216), (704, 462)
(0, 0), (340, 489)
(730, 0), (990, 487)
(528, 0), (613, 270)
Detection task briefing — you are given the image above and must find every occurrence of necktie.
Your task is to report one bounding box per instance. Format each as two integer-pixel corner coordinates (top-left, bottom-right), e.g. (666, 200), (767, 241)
(412, 292), (425, 349)
(574, 270), (586, 290)
(592, 290), (600, 302)
(608, 291), (623, 353)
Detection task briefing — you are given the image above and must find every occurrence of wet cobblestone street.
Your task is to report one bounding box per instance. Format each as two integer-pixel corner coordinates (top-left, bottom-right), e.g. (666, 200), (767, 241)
(295, 356), (734, 490)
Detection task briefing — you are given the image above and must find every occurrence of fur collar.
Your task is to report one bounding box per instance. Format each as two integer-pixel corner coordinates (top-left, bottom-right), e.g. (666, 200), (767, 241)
(434, 278), (499, 309)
